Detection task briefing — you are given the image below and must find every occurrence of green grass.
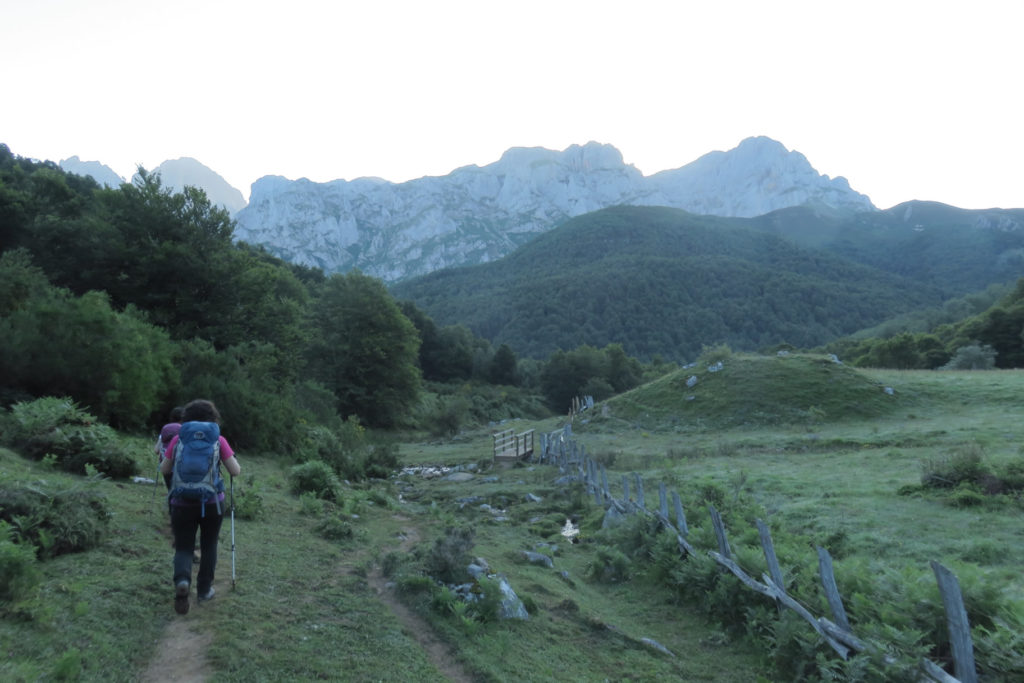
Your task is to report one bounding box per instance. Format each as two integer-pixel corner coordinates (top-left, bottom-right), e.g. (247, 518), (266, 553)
(5, 360), (1024, 680)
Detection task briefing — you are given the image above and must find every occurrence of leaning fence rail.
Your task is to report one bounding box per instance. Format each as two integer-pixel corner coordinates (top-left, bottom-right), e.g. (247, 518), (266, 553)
(534, 426), (975, 683)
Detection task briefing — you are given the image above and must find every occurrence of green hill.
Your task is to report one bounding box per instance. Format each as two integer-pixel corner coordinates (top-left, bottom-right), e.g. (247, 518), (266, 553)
(392, 206), (944, 361)
(606, 352), (898, 430)
(750, 201), (1024, 296)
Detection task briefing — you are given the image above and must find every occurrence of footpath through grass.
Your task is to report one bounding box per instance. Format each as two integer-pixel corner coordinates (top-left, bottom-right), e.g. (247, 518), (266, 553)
(5, 361), (1023, 681)
(1, 432), (765, 681)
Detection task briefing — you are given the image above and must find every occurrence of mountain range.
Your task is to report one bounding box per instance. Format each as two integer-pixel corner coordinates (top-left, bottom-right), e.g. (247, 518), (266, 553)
(58, 137), (879, 282)
(233, 137), (875, 281)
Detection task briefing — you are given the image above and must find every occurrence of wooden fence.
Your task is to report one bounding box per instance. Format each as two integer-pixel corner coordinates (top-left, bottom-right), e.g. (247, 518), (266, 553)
(535, 425), (975, 683)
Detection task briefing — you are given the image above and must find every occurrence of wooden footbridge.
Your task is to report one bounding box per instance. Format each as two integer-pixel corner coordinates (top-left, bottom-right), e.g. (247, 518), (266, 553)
(492, 427), (535, 465)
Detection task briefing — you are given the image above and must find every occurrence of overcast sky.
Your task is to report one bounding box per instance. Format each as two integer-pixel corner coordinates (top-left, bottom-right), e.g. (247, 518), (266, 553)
(3, 0), (1022, 210)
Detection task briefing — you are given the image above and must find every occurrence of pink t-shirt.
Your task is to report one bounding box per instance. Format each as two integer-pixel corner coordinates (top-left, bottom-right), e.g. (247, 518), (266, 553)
(163, 434), (235, 505)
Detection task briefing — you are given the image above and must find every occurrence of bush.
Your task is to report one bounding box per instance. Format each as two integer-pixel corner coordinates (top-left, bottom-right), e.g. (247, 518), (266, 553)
(0, 397), (137, 478)
(921, 444), (989, 489)
(949, 484), (986, 508)
(998, 458), (1024, 491)
(231, 480), (264, 521)
(0, 482), (110, 558)
(361, 443), (400, 480)
(314, 515), (354, 541)
(0, 521), (41, 606)
(424, 526), (475, 584)
(939, 344), (997, 370)
(698, 344), (733, 365)
(288, 460), (342, 502)
(587, 546), (631, 583)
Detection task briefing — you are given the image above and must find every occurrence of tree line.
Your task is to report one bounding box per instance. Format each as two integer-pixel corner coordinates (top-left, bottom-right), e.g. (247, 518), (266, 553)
(0, 145), (663, 452)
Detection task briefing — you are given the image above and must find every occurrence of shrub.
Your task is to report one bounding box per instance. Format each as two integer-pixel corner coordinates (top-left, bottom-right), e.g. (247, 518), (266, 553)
(698, 344), (733, 365)
(426, 395), (470, 438)
(0, 397), (137, 478)
(939, 344), (997, 370)
(298, 492), (325, 516)
(0, 482), (110, 558)
(921, 444), (988, 489)
(424, 526), (475, 584)
(361, 443), (400, 480)
(587, 545), (632, 583)
(314, 515), (354, 541)
(949, 484), (985, 508)
(998, 458), (1024, 491)
(231, 480), (264, 521)
(288, 460), (342, 501)
(0, 521), (41, 606)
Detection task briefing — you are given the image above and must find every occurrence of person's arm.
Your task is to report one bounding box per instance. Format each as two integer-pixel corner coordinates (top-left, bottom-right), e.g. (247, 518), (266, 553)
(223, 456), (241, 477)
(159, 436), (178, 474)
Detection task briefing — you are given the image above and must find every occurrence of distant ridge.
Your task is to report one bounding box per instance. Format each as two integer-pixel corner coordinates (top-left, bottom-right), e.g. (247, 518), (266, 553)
(234, 137), (875, 281)
(391, 205), (940, 361)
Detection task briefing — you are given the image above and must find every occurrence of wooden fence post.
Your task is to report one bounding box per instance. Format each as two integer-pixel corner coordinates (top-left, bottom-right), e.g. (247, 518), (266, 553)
(816, 546), (851, 633)
(601, 464), (610, 501)
(708, 504), (732, 560)
(622, 475), (630, 503)
(756, 519), (785, 593)
(672, 491), (688, 536)
(931, 561), (977, 683)
(634, 473), (646, 510)
(658, 482), (669, 519)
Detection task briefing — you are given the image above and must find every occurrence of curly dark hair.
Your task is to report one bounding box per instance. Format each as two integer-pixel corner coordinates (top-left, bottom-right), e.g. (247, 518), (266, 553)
(181, 399), (221, 424)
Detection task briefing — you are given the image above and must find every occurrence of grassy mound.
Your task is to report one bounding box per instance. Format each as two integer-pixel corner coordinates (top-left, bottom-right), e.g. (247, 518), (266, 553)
(607, 353), (899, 429)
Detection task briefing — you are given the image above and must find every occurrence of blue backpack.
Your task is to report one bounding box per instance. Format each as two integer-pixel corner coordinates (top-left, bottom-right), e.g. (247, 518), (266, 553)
(169, 421), (224, 514)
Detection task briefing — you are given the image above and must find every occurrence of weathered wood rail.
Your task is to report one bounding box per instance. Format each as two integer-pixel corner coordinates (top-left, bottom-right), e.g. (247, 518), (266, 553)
(492, 428), (534, 464)
(533, 424), (976, 683)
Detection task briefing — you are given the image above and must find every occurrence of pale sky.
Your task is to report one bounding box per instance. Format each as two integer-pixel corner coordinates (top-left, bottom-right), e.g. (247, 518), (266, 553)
(2, 0), (1022, 210)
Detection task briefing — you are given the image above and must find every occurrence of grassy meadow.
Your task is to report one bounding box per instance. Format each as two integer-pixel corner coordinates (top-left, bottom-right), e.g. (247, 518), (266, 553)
(3, 355), (1024, 681)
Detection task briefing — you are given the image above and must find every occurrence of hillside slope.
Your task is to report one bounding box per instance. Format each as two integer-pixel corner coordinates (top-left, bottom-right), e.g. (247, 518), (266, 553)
(606, 352), (898, 430)
(392, 206), (943, 361)
(750, 201), (1024, 296)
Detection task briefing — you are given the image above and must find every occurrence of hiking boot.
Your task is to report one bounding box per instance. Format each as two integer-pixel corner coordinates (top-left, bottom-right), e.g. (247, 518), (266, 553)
(197, 587), (215, 603)
(174, 580), (190, 615)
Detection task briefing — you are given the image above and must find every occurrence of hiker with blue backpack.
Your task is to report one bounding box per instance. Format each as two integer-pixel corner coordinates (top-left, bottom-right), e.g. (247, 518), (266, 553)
(159, 399), (241, 615)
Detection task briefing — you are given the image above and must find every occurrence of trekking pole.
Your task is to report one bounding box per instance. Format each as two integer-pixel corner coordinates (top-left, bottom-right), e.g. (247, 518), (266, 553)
(151, 458), (161, 507)
(230, 475), (236, 589)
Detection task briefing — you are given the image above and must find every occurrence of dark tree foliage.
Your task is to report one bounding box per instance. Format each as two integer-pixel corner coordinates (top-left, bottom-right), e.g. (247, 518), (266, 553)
(489, 343), (518, 386)
(824, 278), (1024, 369)
(539, 344), (641, 411)
(0, 251), (176, 428)
(393, 206), (948, 362)
(310, 271), (422, 427)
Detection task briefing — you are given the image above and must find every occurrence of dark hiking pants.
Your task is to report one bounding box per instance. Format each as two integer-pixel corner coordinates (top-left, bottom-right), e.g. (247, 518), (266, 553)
(170, 501), (223, 595)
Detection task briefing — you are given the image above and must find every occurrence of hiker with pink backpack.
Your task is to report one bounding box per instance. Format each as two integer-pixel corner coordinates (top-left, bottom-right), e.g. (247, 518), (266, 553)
(159, 399), (241, 615)
(155, 406), (184, 491)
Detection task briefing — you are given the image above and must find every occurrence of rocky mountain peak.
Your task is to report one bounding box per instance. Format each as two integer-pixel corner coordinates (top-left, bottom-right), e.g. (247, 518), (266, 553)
(138, 158), (247, 214)
(233, 137), (876, 281)
(59, 156), (125, 189)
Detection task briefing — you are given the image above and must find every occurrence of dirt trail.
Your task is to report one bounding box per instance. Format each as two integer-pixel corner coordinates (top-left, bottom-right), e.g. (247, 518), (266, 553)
(139, 612), (213, 683)
(142, 518), (471, 682)
(365, 522), (476, 683)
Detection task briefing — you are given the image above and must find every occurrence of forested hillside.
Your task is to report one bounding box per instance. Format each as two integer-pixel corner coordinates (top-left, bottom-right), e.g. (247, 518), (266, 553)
(392, 206), (948, 361)
(750, 201), (1024, 296)
(0, 144), (550, 453)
